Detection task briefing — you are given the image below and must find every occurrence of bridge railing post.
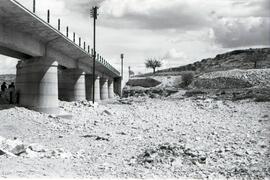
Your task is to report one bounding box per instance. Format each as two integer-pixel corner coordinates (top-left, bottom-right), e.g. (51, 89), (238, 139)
(66, 26), (69, 37)
(33, 0), (36, 13)
(58, 19), (61, 31)
(47, 10), (50, 23)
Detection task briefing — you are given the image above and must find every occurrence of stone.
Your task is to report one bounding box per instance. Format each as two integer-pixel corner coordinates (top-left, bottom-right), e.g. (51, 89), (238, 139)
(48, 114), (57, 118)
(24, 148), (40, 158)
(102, 110), (112, 116)
(0, 138), (26, 156)
(29, 143), (46, 152)
(0, 148), (16, 157)
(10, 144), (26, 155)
(234, 150), (245, 157)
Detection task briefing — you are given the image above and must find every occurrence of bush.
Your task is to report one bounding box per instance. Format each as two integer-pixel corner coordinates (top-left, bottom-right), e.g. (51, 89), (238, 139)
(126, 78), (161, 88)
(181, 72), (194, 87)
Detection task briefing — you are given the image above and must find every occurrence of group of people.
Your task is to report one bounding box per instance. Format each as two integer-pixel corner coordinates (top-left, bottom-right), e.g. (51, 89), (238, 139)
(1, 82), (16, 104)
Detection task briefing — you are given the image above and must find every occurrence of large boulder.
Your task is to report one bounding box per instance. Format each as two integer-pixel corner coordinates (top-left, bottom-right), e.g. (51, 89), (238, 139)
(0, 136), (26, 156)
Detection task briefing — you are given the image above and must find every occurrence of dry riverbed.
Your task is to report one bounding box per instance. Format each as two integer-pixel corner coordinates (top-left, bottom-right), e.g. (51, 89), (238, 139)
(0, 95), (269, 178)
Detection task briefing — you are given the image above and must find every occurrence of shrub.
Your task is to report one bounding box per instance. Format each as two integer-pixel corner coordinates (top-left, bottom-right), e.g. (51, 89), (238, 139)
(181, 72), (194, 87)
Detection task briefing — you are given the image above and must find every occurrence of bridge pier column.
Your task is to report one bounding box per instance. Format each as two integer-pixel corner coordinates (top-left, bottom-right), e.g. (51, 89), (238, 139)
(100, 77), (108, 100)
(58, 68), (86, 101)
(114, 77), (122, 97)
(108, 79), (114, 99)
(94, 76), (100, 101)
(85, 74), (93, 101)
(16, 58), (59, 114)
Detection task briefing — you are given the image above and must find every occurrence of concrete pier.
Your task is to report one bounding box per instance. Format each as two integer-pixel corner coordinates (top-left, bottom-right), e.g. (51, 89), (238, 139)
(85, 74), (93, 101)
(58, 69), (86, 101)
(94, 76), (100, 101)
(108, 79), (114, 98)
(16, 58), (59, 114)
(100, 77), (109, 100)
(114, 77), (122, 97)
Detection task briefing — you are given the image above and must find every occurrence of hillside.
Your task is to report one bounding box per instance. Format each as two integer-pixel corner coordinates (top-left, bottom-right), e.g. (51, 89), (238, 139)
(124, 48), (270, 102)
(137, 48), (270, 77)
(0, 74), (16, 85)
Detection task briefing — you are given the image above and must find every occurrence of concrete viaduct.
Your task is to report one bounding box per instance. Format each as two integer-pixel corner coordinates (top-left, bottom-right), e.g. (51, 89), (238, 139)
(0, 0), (122, 114)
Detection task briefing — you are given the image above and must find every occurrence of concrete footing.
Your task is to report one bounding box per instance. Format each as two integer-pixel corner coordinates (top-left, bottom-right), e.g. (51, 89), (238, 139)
(16, 58), (59, 114)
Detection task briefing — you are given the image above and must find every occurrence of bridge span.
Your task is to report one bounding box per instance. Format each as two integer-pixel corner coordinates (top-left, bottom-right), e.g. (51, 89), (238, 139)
(0, 0), (122, 114)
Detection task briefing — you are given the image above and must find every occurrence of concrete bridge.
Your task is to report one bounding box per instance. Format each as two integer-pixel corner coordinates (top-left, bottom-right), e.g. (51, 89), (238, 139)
(0, 0), (122, 114)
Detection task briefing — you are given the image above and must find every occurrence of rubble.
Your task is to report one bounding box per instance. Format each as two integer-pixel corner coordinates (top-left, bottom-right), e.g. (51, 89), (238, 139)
(0, 97), (269, 178)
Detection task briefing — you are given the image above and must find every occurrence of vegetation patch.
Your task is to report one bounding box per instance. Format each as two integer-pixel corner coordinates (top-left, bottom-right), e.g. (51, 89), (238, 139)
(193, 77), (253, 89)
(126, 78), (161, 88)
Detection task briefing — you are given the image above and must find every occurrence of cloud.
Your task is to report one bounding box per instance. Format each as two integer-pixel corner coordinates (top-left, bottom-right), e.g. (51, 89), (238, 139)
(163, 49), (187, 59)
(230, 0), (270, 17)
(161, 49), (192, 68)
(2, 0), (268, 77)
(211, 17), (270, 48)
(100, 0), (211, 30)
(0, 56), (18, 74)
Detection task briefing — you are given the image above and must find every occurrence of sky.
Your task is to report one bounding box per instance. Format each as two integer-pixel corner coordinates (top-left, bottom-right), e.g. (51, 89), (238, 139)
(0, 0), (269, 79)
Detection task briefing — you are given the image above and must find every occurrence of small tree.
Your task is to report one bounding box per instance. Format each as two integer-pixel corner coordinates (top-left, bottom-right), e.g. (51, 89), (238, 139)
(145, 58), (162, 74)
(247, 50), (266, 69)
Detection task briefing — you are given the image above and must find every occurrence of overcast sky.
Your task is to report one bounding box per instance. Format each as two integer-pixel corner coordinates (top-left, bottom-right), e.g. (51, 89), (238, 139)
(0, 0), (269, 77)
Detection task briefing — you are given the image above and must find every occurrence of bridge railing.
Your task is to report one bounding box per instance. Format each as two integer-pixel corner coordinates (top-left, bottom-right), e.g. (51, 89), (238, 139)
(16, 0), (121, 76)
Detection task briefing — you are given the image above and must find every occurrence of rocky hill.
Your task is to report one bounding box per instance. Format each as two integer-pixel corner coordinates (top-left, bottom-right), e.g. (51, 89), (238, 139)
(0, 74), (16, 85)
(138, 48), (270, 77)
(125, 48), (270, 101)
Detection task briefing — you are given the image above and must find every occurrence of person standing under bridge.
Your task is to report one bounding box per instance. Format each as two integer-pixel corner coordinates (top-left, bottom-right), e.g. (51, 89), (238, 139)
(8, 82), (15, 104)
(1, 82), (7, 98)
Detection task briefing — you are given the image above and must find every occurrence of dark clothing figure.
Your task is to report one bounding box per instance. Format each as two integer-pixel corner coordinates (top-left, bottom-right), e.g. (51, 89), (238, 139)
(1, 82), (7, 92)
(8, 82), (15, 104)
(8, 82), (15, 89)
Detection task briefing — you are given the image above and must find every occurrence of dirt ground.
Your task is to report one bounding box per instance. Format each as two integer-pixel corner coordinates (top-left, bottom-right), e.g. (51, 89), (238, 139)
(0, 95), (269, 178)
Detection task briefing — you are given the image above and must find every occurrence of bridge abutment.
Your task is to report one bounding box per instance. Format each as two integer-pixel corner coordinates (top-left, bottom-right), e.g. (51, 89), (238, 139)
(16, 58), (59, 114)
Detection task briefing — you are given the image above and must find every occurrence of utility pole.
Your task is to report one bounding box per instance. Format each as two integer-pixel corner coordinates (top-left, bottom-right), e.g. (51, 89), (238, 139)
(90, 6), (98, 104)
(121, 53), (124, 80)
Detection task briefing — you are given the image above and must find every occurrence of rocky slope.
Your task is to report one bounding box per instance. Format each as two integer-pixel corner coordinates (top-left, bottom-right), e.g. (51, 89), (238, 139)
(137, 48), (270, 77)
(0, 97), (269, 178)
(193, 69), (270, 89)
